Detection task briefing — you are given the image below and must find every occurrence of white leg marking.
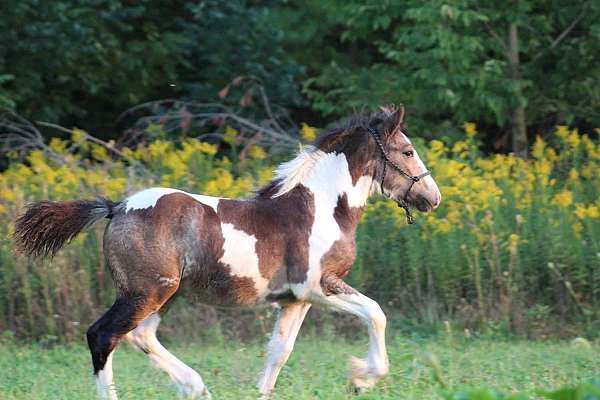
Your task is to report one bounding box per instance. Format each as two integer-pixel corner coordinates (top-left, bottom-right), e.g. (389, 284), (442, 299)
(96, 350), (118, 400)
(313, 290), (389, 389)
(126, 314), (210, 398)
(257, 302), (311, 395)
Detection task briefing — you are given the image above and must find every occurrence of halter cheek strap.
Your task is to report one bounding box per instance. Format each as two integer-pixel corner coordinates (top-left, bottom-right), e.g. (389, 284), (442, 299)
(367, 126), (431, 224)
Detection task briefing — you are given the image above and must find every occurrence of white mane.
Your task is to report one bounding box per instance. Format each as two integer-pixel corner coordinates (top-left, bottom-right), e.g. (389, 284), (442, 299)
(272, 146), (329, 197)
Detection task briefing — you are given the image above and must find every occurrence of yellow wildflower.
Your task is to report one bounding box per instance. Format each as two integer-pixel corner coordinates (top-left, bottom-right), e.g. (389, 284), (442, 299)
(248, 145), (267, 160)
(91, 145), (110, 162)
(568, 168), (578, 181)
(581, 164), (593, 179)
(553, 190), (573, 208)
(452, 141), (468, 155)
(556, 125), (569, 139)
(566, 130), (580, 148)
(531, 136), (546, 159)
(148, 140), (171, 159)
(575, 204), (599, 219)
(0, 188), (16, 202)
(574, 204), (587, 219)
(463, 122), (477, 137)
(71, 128), (87, 144)
(258, 167), (273, 185)
(197, 142), (218, 156)
(49, 138), (68, 154)
(224, 126), (239, 144)
(430, 140), (445, 152)
(300, 123), (317, 142)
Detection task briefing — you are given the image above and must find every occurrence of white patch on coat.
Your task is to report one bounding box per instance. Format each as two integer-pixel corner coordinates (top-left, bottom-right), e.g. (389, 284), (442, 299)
(272, 146), (324, 197)
(288, 152), (373, 298)
(124, 187), (221, 212)
(126, 314), (210, 397)
(96, 350), (118, 400)
(219, 223), (269, 296)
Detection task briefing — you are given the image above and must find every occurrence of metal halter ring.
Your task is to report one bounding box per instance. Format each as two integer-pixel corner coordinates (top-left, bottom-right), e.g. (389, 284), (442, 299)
(367, 126), (431, 224)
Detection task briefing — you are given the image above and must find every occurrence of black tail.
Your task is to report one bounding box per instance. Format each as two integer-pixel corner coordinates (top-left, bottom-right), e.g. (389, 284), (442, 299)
(14, 198), (118, 258)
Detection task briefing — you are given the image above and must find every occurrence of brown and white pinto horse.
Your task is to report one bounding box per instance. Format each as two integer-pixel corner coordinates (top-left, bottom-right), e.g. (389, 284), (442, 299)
(14, 105), (441, 399)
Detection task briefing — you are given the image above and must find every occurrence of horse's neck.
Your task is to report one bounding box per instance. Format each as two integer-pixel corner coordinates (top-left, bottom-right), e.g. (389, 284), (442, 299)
(305, 152), (373, 206)
(302, 153), (372, 234)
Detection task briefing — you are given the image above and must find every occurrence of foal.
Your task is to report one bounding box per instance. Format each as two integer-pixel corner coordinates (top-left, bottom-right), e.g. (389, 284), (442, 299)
(14, 105), (441, 399)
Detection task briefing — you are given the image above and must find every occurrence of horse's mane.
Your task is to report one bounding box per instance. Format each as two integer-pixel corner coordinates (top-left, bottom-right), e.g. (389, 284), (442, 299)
(256, 111), (388, 199)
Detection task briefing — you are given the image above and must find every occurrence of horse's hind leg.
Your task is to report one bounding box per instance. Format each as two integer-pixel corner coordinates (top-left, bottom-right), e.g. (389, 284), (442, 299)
(257, 302), (312, 395)
(86, 296), (160, 400)
(126, 313), (210, 398)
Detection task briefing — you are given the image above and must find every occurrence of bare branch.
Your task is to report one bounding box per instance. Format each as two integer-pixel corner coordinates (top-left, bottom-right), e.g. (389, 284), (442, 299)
(485, 22), (508, 51)
(532, 8), (586, 62)
(0, 108), (66, 164)
(119, 80), (300, 152)
(550, 11), (585, 49)
(35, 121), (144, 169)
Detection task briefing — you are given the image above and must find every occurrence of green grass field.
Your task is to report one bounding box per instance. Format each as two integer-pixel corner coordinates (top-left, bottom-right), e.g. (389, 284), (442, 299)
(1, 334), (598, 400)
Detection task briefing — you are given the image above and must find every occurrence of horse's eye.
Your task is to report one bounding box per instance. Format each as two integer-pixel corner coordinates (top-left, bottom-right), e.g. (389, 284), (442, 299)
(403, 150), (414, 157)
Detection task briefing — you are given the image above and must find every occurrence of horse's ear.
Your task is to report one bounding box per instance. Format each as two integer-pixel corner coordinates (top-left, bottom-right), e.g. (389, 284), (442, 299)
(382, 104), (405, 135)
(378, 104), (395, 116)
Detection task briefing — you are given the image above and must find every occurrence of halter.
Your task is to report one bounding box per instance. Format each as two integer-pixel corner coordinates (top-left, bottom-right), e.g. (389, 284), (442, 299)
(367, 126), (431, 224)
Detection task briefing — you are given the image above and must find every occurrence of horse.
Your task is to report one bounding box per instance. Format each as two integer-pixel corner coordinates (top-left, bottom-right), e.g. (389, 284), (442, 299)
(13, 105), (441, 399)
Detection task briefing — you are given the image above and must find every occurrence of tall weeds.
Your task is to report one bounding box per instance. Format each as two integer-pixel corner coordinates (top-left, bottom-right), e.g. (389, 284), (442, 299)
(0, 125), (598, 340)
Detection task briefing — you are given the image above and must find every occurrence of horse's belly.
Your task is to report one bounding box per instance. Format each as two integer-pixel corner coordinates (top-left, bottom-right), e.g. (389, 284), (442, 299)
(183, 222), (281, 306)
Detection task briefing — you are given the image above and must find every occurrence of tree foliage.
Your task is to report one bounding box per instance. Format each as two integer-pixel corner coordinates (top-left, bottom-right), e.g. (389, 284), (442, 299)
(0, 0), (598, 151)
(0, 0), (302, 134)
(286, 0), (599, 149)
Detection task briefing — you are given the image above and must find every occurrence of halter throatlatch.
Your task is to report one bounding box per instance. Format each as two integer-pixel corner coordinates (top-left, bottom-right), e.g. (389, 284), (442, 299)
(367, 126), (431, 224)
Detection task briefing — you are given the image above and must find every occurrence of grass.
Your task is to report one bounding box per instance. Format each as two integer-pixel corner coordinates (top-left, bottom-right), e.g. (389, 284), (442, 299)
(0, 333), (598, 400)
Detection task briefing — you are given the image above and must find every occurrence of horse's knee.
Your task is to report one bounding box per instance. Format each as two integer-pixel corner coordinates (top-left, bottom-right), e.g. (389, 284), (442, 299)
(366, 300), (386, 331)
(127, 320), (160, 355)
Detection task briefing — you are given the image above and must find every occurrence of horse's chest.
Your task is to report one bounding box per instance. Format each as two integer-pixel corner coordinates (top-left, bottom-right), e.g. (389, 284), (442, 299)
(320, 236), (356, 278)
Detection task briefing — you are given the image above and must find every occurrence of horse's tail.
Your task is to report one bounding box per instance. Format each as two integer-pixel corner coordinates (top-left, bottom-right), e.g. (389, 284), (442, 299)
(14, 198), (119, 258)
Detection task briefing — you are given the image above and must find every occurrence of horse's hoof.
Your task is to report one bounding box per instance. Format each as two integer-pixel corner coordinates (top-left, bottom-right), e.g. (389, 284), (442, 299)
(347, 356), (387, 391)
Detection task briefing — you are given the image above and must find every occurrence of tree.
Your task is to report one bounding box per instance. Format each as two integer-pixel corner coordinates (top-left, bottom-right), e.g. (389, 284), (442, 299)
(295, 0), (599, 154)
(0, 0), (302, 138)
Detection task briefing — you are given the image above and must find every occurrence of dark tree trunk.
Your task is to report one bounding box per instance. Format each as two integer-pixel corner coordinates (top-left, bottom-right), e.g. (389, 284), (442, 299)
(508, 23), (528, 158)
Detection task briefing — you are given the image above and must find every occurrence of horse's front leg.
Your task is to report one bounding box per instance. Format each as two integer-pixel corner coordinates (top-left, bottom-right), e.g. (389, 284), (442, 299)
(257, 301), (312, 395)
(313, 278), (389, 390)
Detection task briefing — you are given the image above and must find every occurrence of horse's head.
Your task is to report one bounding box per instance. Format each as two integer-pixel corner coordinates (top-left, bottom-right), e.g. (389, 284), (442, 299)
(371, 105), (441, 213)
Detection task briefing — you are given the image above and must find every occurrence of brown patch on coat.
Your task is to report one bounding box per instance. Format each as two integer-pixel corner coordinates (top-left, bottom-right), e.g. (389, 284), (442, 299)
(321, 275), (358, 296)
(314, 126), (378, 185)
(106, 192), (258, 306)
(320, 194), (364, 295)
(218, 185), (315, 289)
(170, 193), (259, 305)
